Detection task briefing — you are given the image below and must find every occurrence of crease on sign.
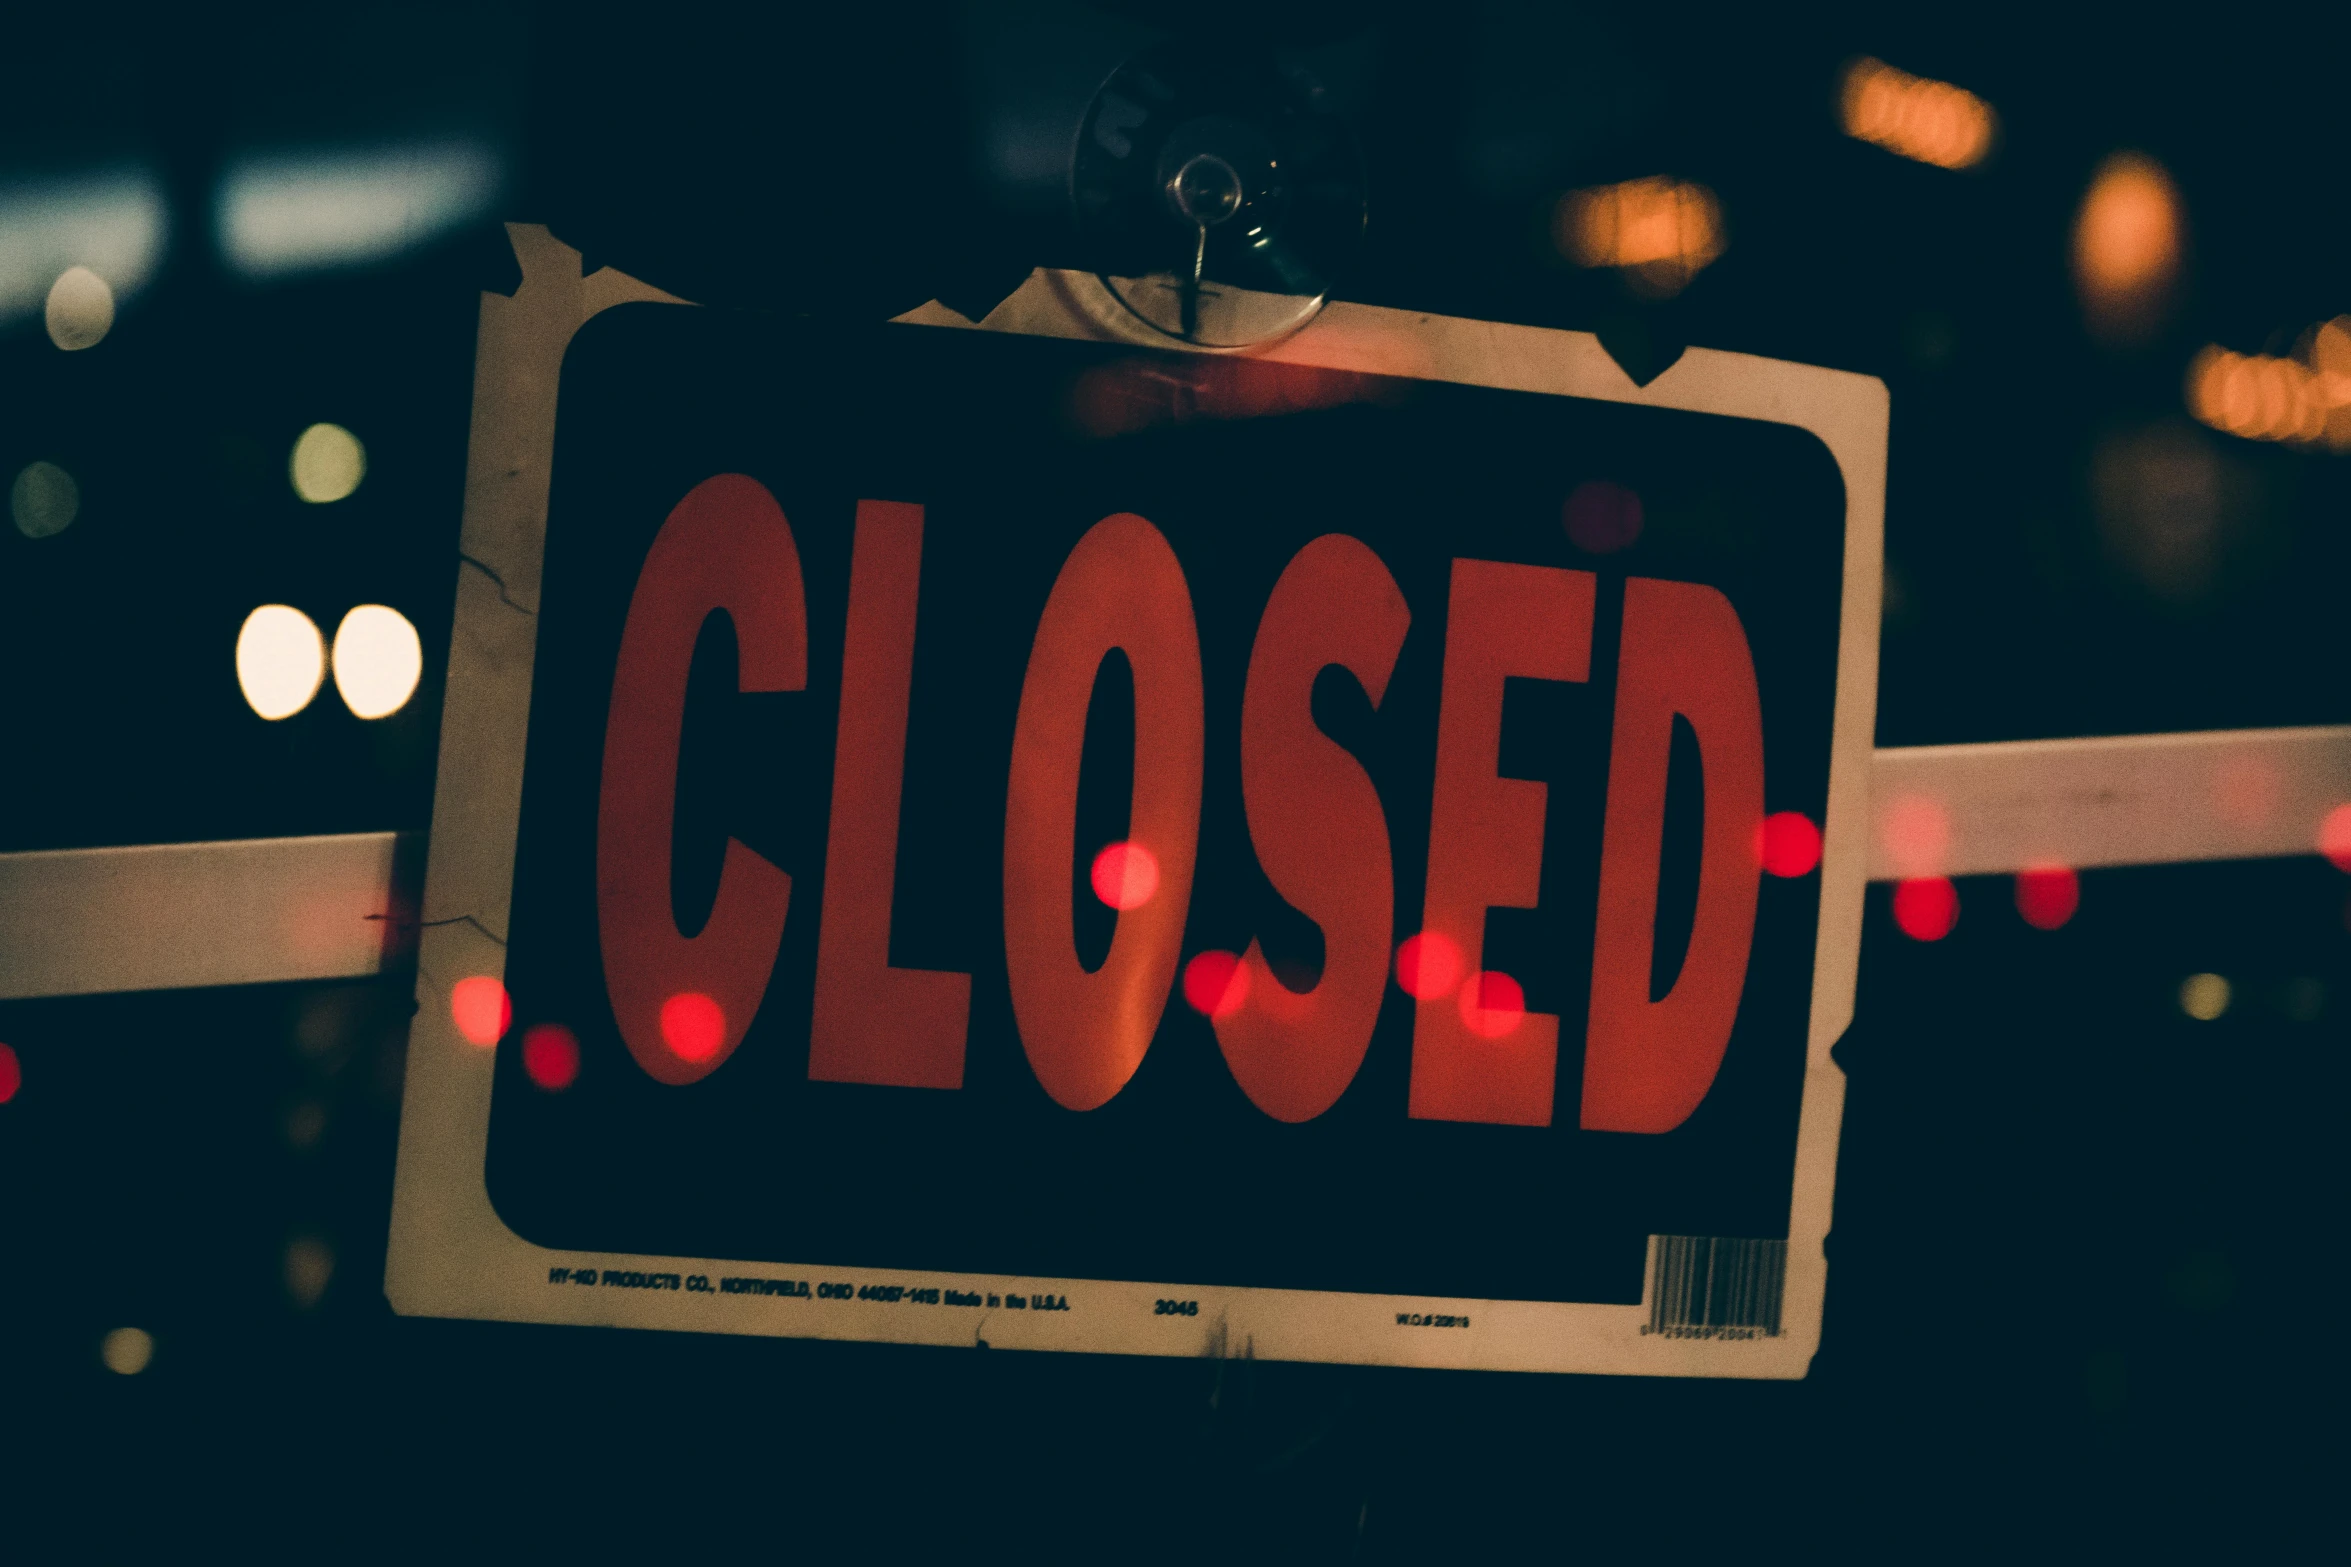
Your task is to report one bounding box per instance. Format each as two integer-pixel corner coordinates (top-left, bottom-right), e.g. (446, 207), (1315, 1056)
(397, 912), (510, 947)
(459, 227), (690, 618)
(390, 221), (692, 1321)
(457, 551), (538, 618)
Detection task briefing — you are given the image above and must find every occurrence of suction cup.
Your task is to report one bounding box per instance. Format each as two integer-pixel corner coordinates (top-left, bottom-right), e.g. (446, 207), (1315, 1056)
(1072, 44), (1366, 349)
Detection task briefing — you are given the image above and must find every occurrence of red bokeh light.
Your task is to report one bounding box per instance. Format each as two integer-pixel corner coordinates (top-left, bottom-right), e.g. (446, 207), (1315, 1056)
(1090, 841), (1160, 911)
(1880, 798), (1956, 883)
(521, 1024), (580, 1091)
(1457, 971), (1526, 1039)
(1563, 480), (1644, 554)
(1759, 811), (1823, 877)
(660, 993), (726, 1062)
(2015, 865), (2080, 930)
(1067, 355), (1399, 439)
(0, 1043), (19, 1104)
(1892, 877), (1960, 941)
(2319, 803), (2351, 872)
(1182, 950), (1251, 1019)
(1395, 932), (1463, 1001)
(1881, 794), (1952, 878)
(450, 976), (512, 1046)
(2213, 758), (2280, 829)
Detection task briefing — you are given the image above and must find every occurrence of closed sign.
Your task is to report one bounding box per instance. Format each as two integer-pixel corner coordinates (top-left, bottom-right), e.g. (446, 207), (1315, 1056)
(389, 253), (1884, 1378)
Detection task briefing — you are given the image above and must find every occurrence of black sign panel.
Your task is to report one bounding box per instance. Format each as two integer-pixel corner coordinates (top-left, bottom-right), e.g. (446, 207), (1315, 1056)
(487, 305), (1839, 1302)
(386, 253), (1881, 1374)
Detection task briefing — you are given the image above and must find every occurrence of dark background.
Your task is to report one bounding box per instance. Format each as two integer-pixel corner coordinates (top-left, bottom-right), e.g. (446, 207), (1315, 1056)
(1, 0), (2344, 1555)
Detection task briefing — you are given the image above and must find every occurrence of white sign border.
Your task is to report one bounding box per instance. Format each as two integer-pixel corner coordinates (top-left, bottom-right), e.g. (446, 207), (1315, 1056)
(387, 225), (1886, 1379)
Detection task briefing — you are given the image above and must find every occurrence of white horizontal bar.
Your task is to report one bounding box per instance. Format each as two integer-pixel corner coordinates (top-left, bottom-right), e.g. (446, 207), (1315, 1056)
(1867, 725), (2351, 880)
(0, 728), (2343, 1001)
(0, 831), (417, 1001)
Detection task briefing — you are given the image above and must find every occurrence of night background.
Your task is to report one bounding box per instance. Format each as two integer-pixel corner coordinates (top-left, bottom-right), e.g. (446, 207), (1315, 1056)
(1, 2), (2343, 1555)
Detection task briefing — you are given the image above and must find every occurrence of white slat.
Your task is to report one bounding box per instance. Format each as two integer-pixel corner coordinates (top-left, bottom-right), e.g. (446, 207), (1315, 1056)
(1868, 726), (2351, 880)
(0, 831), (416, 1000)
(0, 728), (2343, 1000)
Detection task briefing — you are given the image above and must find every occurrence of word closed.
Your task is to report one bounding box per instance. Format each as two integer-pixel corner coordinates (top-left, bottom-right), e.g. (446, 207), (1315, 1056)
(596, 474), (1765, 1134)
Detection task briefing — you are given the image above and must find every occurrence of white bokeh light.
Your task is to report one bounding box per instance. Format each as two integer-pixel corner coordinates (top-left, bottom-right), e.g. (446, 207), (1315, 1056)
(331, 605), (422, 719)
(290, 423), (365, 504)
(44, 265), (115, 350)
(236, 605), (326, 720)
(10, 461), (79, 538)
(0, 169), (165, 328)
(217, 142), (500, 279)
(100, 1326), (154, 1376)
(2179, 972), (2232, 1022)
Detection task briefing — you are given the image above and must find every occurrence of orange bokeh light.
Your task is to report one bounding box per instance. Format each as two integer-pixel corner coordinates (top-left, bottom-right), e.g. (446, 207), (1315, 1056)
(1182, 950), (1251, 1020)
(1893, 877), (1960, 942)
(522, 1023), (580, 1091)
(2187, 323), (2351, 451)
(1759, 811), (1824, 878)
(1457, 971), (1526, 1040)
(1089, 841), (1160, 912)
(2015, 866), (2080, 931)
(1555, 176), (1724, 297)
(1840, 57), (1996, 170)
(660, 992), (726, 1062)
(450, 976), (511, 1046)
(1395, 932), (1463, 1001)
(2074, 152), (2182, 343)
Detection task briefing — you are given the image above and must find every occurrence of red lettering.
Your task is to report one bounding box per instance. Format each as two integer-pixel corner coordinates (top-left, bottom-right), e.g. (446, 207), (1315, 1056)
(1582, 577), (1763, 1133)
(1216, 535), (1410, 1122)
(1002, 515), (1204, 1111)
(809, 501), (972, 1089)
(1408, 560), (1595, 1126)
(597, 475), (802, 1085)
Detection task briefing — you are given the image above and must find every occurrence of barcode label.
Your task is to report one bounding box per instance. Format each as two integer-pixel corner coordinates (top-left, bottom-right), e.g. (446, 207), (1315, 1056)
(1644, 1236), (1786, 1340)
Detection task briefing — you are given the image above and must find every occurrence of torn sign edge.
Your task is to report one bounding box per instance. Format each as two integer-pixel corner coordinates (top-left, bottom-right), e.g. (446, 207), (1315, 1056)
(384, 226), (1886, 1379)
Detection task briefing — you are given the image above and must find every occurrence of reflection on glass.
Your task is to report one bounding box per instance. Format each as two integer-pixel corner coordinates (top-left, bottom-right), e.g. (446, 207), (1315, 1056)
(283, 1235), (334, 1309)
(0, 169), (165, 329)
(2015, 866), (2081, 930)
(2073, 152), (2182, 344)
(450, 976), (511, 1046)
(1555, 176), (1724, 297)
(659, 991), (725, 1062)
(100, 1326), (155, 1375)
(1090, 841), (1160, 911)
(1456, 971), (1525, 1040)
(330, 605), (421, 720)
(10, 461), (80, 538)
(523, 1023), (580, 1091)
(215, 141), (501, 279)
(1394, 931), (1463, 1001)
(2178, 971), (2231, 1020)
(2186, 326), (2351, 451)
(44, 264), (114, 350)
(1182, 950), (1249, 1019)
(234, 604), (326, 721)
(1893, 877), (1960, 941)
(290, 422), (366, 503)
(1840, 57), (1996, 170)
